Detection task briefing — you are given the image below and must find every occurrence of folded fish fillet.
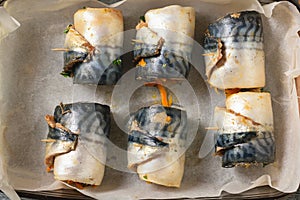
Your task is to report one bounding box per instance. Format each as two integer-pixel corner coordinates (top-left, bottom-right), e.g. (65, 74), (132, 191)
(44, 103), (110, 186)
(127, 105), (187, 187)
(214, 92), (275, 167)
(134, 5), (195, 81)
(62, 8), (123, 85)
(204, 11), (265, 89)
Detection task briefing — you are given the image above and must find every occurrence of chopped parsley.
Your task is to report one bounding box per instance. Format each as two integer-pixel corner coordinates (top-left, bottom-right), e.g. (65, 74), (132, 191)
(112, 58), (122, 65)
(143, 175), (148, 180)
(60, 71), (71, 78)
(139, 16), (145, 22)
(261, 88), (270, 93)
(64, 24), (73, 34)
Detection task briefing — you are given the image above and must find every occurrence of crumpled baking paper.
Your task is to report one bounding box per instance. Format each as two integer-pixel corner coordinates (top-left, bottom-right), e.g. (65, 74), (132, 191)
(0, 7), (19, 42)
(0, 0), (299, 199)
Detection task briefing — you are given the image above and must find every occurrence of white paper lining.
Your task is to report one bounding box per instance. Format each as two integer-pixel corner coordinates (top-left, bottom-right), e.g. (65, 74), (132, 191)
(0, 7), (19, 42)
(0, 0), (299, 199)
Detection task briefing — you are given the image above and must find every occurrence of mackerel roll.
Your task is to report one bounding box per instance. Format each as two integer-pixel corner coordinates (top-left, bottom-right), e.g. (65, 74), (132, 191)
(134, 5), (195, 81)
(214, 92), (275, 167)
(204, 11), (265, 89)
(62, 8), (123, 85)
(128, 105), (187, 187)
(44, 103), (110, 187)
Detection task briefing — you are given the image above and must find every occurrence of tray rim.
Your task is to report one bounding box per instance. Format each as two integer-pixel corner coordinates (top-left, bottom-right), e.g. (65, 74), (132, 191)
(0, 0), (299, 199)
(13, 185), (291, 200)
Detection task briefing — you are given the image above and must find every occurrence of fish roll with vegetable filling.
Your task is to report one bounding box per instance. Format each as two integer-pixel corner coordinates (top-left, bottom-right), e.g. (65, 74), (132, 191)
(61, 8), (123, 85)
(204, 11), (265, 89)
(44, 102), (110, 187)
(128, 105), (187, 187)
(214, 92), (275, 167)
(134, 5), (195, 81)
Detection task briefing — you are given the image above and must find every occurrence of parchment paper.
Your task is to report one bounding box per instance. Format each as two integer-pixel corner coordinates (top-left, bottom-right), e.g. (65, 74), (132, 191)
(0, 7), (19, 42)
(0, 0), (299, 199)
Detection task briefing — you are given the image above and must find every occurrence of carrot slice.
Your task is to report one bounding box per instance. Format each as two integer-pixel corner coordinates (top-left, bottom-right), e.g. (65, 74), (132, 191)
(75, 182), (84, 190)
(157, 84), (169, 107)
(66, 180), (85, 189)
(144, 83), (172, 107)
(46, 165), (53, 172)
(138, 58), (146, 67)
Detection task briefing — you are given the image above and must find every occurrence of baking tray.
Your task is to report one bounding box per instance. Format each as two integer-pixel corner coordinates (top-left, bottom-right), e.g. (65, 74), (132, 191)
(0, 0), (299, 199)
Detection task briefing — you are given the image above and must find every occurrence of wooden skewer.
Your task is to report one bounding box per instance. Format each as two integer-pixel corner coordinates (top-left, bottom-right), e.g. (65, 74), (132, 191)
(51, 48), (69, 52)
(296, 75), (300, 114)
(202, 52), (215, 56)
(41, 139), (57, 143)
(205, 127), (219, 130)
(132, 39), (144, 43)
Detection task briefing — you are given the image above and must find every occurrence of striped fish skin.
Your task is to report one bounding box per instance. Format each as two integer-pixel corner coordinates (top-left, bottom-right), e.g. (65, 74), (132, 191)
(128, 130), (169, 147)
(63, 48), (122, 85)
(128, 105), (188, 143)
(62, 26), (92, 78)
(53, 103), (110, 137)
(214, 92), (275, 167)
(134, 27), (164, 59)
(222, 136), (275, 168)
(216, 130), (273, 149)
(206, 11), (263, 42)
(72, 49), (122, 85)
(134, 25), (189, 80)
(47, 126), (78, 142)
(45, 102), (111, 185)
(127, 105), (187, 187)
(216, 131), (258, 148)
(136, 47), (190, 81)
(64, 42), (122, 85)
(204, 11), (265, 89)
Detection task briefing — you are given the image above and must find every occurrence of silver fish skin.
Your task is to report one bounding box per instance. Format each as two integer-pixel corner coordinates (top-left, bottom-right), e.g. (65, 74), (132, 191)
(214, 92), (275, 167)
(45, 102), (110, 186)
(134, 5), (195, 81)
(204, 11), (265, 89)
(127, 105), (187, 187)
(62, 8), (123, 85)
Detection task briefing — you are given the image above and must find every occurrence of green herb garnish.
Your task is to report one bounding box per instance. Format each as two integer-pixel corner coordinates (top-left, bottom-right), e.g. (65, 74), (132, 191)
(261, 88), (270, 93)
(83, 6), (87, 9)
(64, 24), (73, 34)
(139, 16), (145, 22)
(60, 71), (71, 78)
(112, 58), (122, 65)
(143, 175), (148, 180)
